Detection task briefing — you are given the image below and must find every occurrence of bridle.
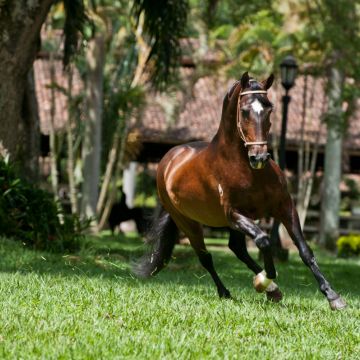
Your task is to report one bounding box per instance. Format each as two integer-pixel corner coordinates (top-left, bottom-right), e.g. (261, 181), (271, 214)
(237, 89), (268, 147)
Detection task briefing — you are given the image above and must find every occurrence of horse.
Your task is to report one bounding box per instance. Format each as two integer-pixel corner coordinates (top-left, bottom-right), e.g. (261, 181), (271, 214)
(134, 72), (346, 311)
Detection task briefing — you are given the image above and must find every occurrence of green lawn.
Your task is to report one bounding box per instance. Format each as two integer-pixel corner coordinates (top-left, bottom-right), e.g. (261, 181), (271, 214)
(0, 234), (359, 359)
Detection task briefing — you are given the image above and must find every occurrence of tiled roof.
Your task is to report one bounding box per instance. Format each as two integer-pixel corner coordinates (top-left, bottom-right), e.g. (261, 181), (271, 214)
(34, 58), (360, 152)
(34, 58), (82, 135)
(137, 70), (360, 152)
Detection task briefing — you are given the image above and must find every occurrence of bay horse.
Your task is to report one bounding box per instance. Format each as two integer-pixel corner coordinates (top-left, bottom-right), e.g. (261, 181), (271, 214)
(134, 72), (346, 310)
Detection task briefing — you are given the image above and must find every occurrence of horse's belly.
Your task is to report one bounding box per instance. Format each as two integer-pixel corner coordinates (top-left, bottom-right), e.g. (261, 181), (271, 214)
(177, 194), (227, 227)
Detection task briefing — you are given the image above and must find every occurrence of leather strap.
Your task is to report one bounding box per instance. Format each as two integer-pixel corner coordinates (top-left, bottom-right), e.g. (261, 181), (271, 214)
(240, 90), (267, 96)
(237, 90), (268, 147)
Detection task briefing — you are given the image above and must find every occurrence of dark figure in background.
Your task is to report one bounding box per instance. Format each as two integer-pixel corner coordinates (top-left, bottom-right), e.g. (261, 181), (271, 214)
(108, 192), (153, 235)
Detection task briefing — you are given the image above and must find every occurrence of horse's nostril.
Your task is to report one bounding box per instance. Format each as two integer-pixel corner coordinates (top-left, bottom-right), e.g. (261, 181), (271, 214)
(266, 153), (271, 161)
(249, 155), (256, 162)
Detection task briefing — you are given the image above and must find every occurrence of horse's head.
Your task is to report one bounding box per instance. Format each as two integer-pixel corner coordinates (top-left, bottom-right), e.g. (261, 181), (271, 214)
(237, 72), (274, 169)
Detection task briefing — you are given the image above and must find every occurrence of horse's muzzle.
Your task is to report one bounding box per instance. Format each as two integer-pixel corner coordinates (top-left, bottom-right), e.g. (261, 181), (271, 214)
(249, 153), (271, 169)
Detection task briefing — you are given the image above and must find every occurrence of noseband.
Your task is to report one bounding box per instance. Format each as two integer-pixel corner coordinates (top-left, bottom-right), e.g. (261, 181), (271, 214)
(237, 90), (268, 147)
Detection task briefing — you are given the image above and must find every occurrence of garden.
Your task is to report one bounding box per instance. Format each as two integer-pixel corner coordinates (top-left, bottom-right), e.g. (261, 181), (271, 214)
(1, 1), (360, 358)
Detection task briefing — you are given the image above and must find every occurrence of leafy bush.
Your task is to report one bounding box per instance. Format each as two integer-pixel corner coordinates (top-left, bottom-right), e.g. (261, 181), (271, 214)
(0, 158), (89, 252)
(336, 234), (360, 257)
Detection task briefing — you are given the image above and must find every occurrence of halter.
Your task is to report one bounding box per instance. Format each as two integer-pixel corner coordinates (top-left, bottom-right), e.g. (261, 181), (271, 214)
(237, 90), (268, 147)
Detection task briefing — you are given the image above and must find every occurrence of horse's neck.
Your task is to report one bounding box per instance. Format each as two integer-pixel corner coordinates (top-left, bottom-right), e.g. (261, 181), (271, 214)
(211, 103), (248, 163)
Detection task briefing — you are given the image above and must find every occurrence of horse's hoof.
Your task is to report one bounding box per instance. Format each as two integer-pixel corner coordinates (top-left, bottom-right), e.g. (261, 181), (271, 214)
(219, 289), (232, 299)
(329, 296), (347, 311)
(266, 288), (283, 303)
(253, 271), (272, 293)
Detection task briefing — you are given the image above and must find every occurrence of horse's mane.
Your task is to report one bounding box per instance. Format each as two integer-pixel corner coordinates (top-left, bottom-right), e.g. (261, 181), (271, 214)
(227, 81), (240, 100)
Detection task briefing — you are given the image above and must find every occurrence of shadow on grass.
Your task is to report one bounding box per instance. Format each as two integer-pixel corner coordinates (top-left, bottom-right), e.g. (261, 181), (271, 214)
(0, 235), (359, 299)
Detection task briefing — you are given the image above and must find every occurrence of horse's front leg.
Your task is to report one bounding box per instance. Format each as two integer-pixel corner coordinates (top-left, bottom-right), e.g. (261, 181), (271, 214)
(227, 209), (282, 301)
(279, 199), (347, 310)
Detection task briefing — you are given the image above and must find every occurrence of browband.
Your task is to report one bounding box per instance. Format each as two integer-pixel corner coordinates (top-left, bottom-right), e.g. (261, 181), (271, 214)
(240, 90), (267, 96)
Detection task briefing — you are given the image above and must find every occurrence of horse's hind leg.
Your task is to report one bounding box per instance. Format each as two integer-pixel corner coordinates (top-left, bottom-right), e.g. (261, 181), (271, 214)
(172, 212), (231, 299)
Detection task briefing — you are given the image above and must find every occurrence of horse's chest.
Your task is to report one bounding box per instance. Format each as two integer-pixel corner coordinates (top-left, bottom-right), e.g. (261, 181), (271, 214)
(230, 187), (272, 219)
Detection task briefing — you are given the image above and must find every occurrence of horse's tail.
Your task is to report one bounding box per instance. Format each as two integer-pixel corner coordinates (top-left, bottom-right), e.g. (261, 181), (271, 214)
(132, 205), (179, 278)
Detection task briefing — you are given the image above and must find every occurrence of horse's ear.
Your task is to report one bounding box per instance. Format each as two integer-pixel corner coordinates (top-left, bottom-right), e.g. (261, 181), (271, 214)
(262, 74), (274, 90)
(240, 71), (250, 89)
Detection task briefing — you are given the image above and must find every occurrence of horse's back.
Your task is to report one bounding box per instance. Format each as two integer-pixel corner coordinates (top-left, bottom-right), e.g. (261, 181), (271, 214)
(162, 141), (208, 162)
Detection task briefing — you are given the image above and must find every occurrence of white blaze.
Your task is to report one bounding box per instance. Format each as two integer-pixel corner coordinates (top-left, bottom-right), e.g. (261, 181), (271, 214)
(251, 99), (263, 115)
(218, 184), (223, 197)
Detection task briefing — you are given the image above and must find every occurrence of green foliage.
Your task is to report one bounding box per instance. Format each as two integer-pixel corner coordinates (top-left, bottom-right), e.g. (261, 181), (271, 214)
(134, 169), (157, 207)
(0, 159), (89, 252)
(205, 3), (296, 77)
(340, 178), (360, 212)
(337, 234), (360, 257)
(132, 0), (189, 89)
(62, 0), (90, 67)
(225, 10), (294, 76)
(299, 0), (360, 79)
(197, 0), (272, 29)
(0, 234), (359, 358)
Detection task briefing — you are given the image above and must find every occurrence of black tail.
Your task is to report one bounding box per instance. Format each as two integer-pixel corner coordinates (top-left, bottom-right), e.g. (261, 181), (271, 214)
(132, 205), (179, 278)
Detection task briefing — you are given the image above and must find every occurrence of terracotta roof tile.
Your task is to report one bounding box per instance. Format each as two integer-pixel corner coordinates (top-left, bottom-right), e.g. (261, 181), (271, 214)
(34, 58), (82, 135)
(137, 70), (360, 152)
(34, 58), (360, 152)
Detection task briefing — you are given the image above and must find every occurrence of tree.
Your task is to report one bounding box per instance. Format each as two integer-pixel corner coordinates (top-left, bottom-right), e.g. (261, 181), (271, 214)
(210, 0), (360, 249)
(77, 0), (189, 228)
(298, 0), (360, 248)
(0, 0), (53, 161)
(0, 0), (86, 173)
(80, 2), (106, 221)
(0, 0), (188, 175)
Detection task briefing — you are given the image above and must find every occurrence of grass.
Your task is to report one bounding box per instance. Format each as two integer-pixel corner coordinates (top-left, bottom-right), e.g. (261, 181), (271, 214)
(0, 233), (359, 359)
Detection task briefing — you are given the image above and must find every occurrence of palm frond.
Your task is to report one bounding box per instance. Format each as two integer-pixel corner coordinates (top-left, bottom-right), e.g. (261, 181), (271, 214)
(62, 0), (90, 67)
(132, 0), (189, 90)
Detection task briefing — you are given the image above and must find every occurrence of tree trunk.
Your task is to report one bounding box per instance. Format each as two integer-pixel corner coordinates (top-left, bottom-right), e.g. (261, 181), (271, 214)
(319, 66), (344, 249)
(296, 75), (308, 206)
(0, 0), (54, 160)
(49, 54), (59, 201)
(296, 77), (322, 229)
(98, 117), (131, 230)
(96, 17), (148, 226)
(0, 71), (25, 159)
(66, 67), (78, 215)
(96, 120), (121, 216)
(81, 34), (105, 221)
(22, 67), (41, 181)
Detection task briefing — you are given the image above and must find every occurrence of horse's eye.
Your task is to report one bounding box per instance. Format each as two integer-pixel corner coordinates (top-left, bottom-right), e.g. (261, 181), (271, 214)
(241, 109), (250, 117)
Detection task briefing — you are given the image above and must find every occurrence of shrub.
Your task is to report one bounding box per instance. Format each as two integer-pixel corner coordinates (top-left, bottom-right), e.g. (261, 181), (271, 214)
(0, 158), (89, 252)
(336, 234), (360, 257)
